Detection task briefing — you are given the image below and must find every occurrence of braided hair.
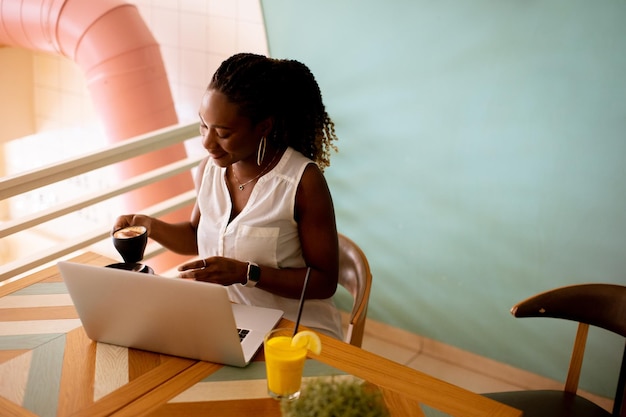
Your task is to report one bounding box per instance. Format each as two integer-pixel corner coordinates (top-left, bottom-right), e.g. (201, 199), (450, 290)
(208, 53), (338, 171)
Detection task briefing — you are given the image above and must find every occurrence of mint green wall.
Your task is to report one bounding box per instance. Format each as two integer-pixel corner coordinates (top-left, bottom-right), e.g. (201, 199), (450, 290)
(261, 1), (626, 398)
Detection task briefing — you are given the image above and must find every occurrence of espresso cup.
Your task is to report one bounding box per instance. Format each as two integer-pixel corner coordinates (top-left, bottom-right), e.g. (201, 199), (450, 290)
(112, 225), (148, 264)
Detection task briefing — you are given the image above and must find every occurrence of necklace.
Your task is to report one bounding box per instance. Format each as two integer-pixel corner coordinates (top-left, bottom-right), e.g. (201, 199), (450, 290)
(231, 150), (280, 191)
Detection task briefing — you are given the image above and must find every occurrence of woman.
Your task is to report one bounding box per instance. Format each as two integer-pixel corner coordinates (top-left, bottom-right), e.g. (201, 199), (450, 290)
(114, 53), (343, 339)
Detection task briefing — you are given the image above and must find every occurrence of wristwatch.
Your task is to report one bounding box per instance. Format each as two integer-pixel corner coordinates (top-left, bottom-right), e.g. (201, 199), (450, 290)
(245, 262), (261, 287)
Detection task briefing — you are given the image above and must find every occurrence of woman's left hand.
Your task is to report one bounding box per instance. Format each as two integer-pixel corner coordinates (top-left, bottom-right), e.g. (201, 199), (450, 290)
(178, 256), (246, 286)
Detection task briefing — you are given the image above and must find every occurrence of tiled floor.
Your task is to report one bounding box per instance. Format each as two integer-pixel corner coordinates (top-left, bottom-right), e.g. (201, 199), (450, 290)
(355, 316), (614, 413)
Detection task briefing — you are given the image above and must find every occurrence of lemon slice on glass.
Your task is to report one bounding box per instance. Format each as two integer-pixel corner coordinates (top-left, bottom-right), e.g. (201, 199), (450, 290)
(291, 330), (322, 355)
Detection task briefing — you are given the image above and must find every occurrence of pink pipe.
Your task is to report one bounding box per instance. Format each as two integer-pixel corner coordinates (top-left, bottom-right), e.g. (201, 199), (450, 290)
(0, 0), (193, 213)
(0, 0), (194, 270)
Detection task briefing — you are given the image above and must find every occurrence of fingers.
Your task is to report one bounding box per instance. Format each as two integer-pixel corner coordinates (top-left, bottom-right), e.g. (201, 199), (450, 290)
(178, 259), (206, 272)
(177, 257), (242, 286)
(112, 217), (128, 233)
(178, 258), (211, 281)
(178, 259), (210, 281)
(112, 214), (135, 233)
(112, 214), (150, 234)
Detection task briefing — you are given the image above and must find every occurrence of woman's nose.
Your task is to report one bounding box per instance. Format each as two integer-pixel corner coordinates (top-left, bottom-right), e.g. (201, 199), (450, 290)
(201, 129), (216, 150)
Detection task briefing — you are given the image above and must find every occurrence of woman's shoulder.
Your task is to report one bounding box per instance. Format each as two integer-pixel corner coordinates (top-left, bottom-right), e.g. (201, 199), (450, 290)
(284, 148), (326, 192)
(272, 147), (314, 180)
(282, 147), (314, 167)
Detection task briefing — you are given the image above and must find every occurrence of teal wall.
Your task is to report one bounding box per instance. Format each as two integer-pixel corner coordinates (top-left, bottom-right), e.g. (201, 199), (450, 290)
(261, 0), (626, 398)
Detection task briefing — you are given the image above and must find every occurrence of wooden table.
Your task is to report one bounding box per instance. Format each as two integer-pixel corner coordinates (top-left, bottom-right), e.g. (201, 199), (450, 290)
(0, 253), (522, 417)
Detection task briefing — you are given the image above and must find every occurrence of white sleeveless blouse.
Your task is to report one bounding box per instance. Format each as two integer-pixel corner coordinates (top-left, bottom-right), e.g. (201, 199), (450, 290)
(196, 147), (343, 340)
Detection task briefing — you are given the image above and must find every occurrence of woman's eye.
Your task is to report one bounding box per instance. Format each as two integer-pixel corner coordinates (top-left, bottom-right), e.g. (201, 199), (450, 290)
(199, 123), (230, 139)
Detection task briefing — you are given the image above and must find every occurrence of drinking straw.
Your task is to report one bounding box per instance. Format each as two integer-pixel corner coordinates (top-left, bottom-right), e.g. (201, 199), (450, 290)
(293, 267), (311, 337)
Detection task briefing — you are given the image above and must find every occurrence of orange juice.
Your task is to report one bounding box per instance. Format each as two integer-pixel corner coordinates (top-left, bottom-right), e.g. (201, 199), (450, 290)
(264, 330), (307, 400)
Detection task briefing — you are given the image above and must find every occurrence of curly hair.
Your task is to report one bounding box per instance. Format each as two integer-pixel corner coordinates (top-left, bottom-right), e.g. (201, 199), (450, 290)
(208, 53), (338, 170)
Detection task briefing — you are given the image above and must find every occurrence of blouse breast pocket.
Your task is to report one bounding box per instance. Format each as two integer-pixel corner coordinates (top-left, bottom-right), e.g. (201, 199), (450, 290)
(234, 225), (279, 267)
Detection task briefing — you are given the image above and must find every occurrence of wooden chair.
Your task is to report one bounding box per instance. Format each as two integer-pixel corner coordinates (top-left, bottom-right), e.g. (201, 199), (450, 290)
(483, 283), (626, 417)
(337, 233), (373, 347)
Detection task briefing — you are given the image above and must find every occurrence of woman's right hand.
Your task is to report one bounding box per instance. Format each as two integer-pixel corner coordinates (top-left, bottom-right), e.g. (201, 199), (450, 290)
(112, 214), (153, 236)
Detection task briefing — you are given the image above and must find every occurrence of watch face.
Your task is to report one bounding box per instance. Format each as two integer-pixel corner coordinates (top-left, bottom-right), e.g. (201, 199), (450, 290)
(246, 262), (261, 287)
(249, 264), (261, 282)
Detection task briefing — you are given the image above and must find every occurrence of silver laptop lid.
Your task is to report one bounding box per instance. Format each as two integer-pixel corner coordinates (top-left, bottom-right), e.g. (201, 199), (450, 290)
(58, 261), (282, 367)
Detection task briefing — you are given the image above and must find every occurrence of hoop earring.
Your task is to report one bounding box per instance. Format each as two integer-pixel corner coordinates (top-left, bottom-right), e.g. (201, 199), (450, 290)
(257, 136), (267, 166)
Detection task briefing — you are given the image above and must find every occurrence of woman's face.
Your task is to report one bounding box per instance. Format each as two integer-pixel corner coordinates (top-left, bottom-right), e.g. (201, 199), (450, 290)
(198, 89), (266, 167)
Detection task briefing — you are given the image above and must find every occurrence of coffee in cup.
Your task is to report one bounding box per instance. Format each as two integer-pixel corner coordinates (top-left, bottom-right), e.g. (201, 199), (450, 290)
(113, 226), (146, 239)
(112, 225), (148, 264)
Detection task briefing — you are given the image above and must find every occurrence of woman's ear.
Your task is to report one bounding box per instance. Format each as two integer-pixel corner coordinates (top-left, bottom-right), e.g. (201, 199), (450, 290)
(256, 116), (274, 137)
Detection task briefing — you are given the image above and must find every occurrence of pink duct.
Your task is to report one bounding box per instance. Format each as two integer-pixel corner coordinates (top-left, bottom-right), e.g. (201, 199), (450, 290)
(0, 0), (193, 214)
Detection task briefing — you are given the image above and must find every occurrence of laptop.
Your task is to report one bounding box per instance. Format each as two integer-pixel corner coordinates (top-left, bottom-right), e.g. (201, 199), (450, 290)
(57, 261), (283, 367)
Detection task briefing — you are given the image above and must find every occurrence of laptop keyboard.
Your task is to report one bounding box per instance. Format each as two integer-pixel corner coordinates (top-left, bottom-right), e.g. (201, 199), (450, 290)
(238, 328), (250, 342)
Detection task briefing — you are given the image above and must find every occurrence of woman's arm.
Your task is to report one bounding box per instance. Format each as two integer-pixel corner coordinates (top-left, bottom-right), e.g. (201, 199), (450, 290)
(113, 158), (208, 256)
(291, 163), (339, 298)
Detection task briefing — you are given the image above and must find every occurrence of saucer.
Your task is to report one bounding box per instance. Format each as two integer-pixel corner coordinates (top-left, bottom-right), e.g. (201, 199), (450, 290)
(105, 263), (154, 274)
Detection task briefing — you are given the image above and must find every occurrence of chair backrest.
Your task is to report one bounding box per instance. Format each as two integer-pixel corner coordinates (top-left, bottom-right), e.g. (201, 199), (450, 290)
(512, 283), (626, 416)
(337, 233), (372, 347)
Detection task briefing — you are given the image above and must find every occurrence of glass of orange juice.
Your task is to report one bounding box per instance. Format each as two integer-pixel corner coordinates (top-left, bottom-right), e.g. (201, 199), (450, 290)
(264, 328), (308, 400)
